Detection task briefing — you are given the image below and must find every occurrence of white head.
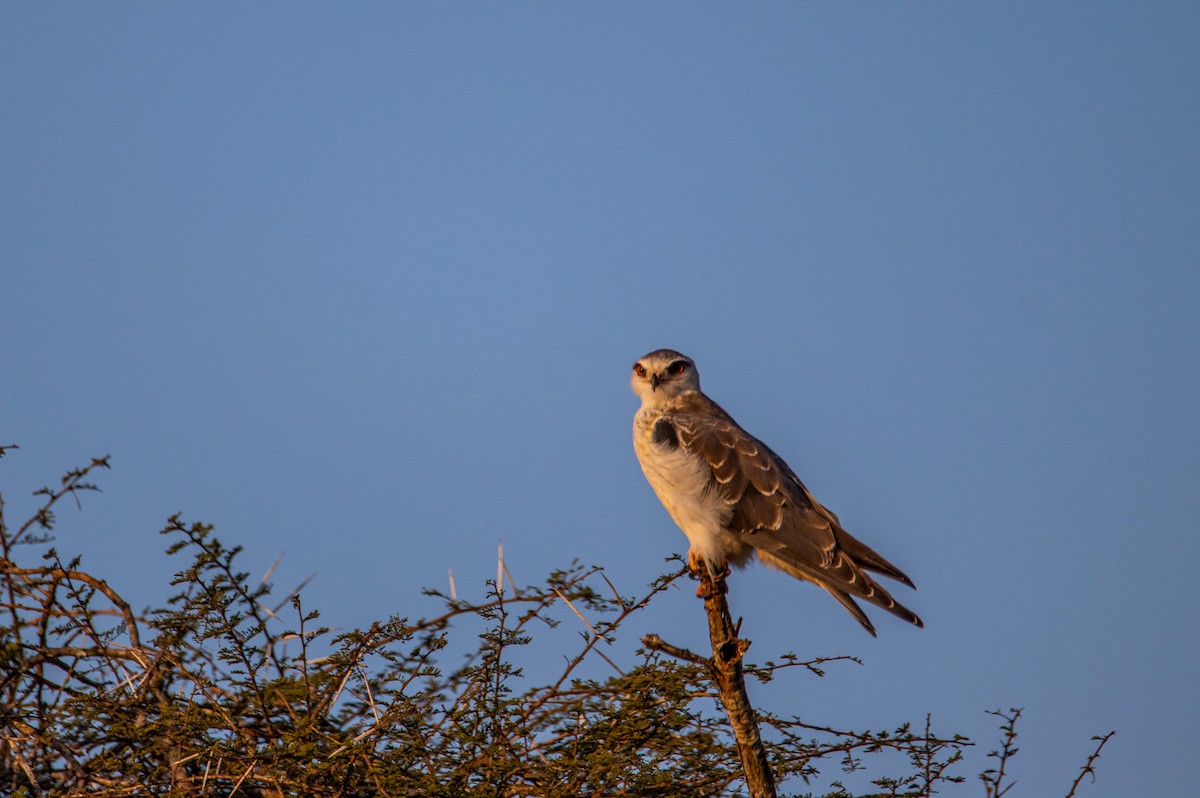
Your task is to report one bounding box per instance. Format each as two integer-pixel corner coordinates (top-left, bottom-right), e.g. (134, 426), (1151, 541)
(631, 349), (700, 407)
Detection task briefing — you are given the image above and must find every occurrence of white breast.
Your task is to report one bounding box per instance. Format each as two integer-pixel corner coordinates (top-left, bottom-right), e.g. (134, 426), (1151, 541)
(633, 410), (750, 570)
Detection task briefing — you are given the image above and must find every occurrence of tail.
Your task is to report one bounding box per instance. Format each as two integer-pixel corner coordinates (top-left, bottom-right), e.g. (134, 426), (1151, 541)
(816, 501), (917, 590)
(820, 574), (923, 636)
(757, 548), (923, 635)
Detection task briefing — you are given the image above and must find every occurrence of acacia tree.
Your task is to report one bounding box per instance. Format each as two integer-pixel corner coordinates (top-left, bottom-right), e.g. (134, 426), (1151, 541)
(0, 449), (1112, 797)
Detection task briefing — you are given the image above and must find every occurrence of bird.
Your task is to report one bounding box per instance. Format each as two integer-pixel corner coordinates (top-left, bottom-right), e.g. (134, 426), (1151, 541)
(630, 348), (922, 635)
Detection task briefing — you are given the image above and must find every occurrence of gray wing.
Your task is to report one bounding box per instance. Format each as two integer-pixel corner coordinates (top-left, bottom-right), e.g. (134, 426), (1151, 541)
(665, 399), (922, 635)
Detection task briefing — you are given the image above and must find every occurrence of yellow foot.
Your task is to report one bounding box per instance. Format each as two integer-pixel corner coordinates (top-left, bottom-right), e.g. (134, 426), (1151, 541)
(689, 556), (731, 598)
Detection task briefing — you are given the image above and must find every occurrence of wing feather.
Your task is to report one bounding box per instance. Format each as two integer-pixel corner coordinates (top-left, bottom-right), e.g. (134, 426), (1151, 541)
(666, 393), (921, 633)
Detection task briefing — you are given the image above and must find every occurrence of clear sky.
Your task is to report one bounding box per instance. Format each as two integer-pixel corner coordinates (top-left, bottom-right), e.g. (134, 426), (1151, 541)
(3, 4), (1198, 795)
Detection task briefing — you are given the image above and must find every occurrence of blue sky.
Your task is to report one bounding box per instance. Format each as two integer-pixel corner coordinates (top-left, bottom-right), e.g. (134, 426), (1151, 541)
(3, 4), (1198, 795)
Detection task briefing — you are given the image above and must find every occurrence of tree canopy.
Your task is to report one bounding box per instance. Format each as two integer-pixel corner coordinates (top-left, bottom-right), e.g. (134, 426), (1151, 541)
(0, 450), (1111, 797)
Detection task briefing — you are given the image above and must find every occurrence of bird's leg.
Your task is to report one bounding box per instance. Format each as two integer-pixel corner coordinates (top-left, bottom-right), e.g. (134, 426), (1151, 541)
(687, 550), (704, 591)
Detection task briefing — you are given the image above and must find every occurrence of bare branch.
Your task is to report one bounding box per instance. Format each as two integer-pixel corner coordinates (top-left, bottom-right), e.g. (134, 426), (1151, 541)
(1065, 731), (1116, 798)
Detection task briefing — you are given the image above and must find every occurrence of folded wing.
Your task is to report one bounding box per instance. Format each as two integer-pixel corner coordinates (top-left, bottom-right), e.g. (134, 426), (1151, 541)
(666, 395), (922, 636)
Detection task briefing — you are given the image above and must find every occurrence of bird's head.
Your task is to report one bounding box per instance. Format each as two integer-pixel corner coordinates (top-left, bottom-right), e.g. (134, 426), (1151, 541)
(631, 349), (700, 407)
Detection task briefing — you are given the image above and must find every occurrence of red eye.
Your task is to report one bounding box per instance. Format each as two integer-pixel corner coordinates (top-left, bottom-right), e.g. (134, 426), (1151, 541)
(669, 361), (688, 375)
(634, 364), (646, 377)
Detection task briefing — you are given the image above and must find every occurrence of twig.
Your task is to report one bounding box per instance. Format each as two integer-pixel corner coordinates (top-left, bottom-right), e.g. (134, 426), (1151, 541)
(1065, 731), (1115, 798)
(227, 759), (256, 797)
(641, 633), (708, 666)
(553, 588), (624, 676)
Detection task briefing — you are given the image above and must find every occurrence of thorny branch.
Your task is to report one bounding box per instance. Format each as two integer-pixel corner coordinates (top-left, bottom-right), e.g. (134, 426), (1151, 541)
(0, 452), (1115, 797)
(1065, 731), (1116, 798)
(645, 562), (777, 798)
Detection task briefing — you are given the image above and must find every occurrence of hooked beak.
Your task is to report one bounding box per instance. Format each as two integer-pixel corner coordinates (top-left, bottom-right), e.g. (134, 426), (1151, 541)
(649, 373), (662, 391)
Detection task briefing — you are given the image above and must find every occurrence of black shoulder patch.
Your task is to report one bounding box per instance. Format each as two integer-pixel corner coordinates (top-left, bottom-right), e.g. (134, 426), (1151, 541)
(652, 417), (680, 449)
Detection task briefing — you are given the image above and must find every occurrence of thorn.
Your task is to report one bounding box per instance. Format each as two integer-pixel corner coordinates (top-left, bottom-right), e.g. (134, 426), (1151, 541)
(497, 539), (504, 597)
